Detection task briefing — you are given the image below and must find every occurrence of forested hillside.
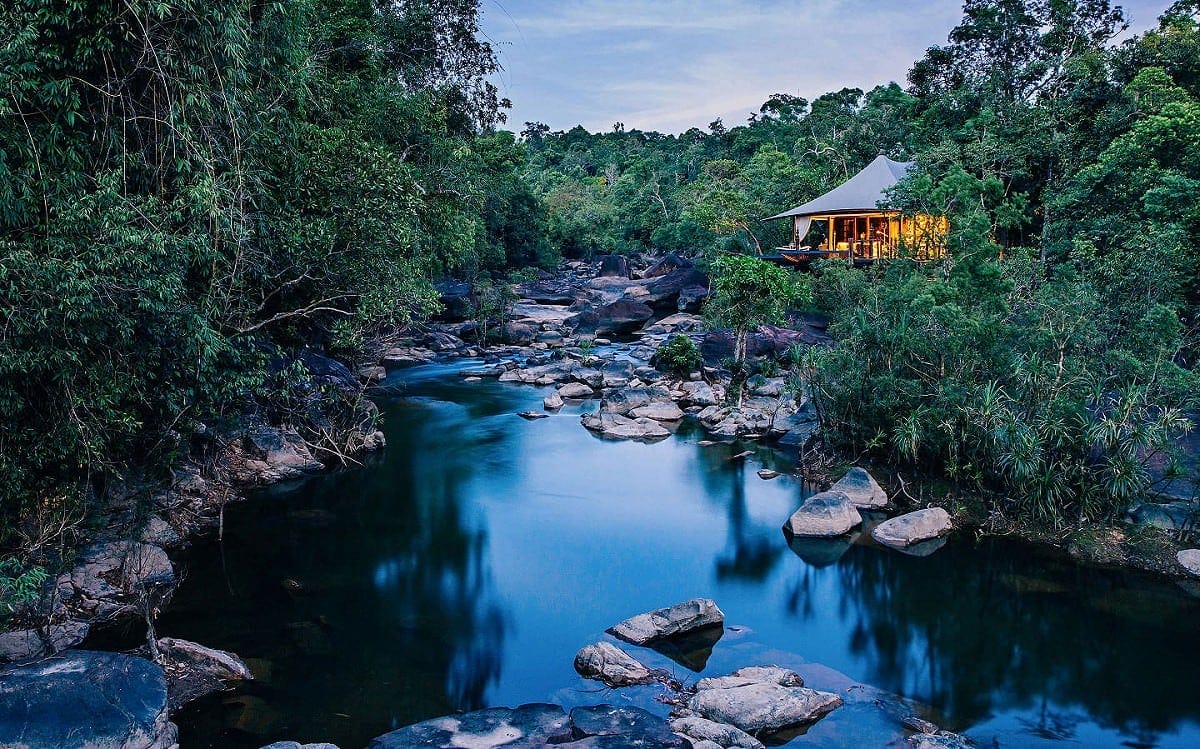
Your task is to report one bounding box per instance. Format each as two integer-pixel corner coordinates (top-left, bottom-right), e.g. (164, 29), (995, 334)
(1, 0), (1198, 580)
(0, 0), (546, 547)
(519, 0), (1200, 524)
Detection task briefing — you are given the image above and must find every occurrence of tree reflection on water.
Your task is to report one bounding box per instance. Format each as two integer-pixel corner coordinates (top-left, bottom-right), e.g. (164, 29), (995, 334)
(783, 537), (1200, 742)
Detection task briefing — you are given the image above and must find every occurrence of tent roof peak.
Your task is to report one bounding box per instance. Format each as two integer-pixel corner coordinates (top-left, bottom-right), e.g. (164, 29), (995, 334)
(766, 154), (914, 220)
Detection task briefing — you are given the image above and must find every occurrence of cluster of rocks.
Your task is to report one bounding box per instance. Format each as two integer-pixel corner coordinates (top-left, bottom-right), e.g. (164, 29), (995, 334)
(783, 468), (954, 560)
(573, 598), (845, 748)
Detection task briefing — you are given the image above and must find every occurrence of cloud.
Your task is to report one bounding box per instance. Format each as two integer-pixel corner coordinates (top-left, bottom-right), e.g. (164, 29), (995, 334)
(483, 0), (1176, 134)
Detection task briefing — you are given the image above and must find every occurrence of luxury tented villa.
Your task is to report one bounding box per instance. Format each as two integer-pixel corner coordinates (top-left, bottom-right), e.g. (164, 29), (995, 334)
(765, 153), (948, 264)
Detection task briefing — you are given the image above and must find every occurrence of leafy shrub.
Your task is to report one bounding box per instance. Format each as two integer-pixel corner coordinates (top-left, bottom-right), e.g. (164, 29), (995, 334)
(653, 335), (703, 375)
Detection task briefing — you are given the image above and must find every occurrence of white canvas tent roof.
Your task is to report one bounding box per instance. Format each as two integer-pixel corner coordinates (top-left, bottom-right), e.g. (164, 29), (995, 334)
(766, 154), (914, 220)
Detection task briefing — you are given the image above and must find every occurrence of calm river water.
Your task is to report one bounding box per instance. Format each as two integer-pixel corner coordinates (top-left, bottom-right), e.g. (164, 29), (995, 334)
(163, 358), (1200, 748)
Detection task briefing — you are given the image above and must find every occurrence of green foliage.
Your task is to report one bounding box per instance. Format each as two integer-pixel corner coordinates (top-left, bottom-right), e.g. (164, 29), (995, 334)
(653, 335), (703, 376)
(0, 0), (516, 535)
(0, 557), (49, 617)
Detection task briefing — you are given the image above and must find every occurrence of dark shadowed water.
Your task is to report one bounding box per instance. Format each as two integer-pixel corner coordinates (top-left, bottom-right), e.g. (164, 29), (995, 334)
(162, 359), (1200, 748)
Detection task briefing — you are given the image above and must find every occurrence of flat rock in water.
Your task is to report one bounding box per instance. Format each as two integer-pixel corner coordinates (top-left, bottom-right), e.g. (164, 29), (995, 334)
(829, 466), (889, 509)
(670, 716), (764, 749)
(568, 705), (688, 746)
(630, 402), (685, 421)
(758, 469), (780, 480)
(784, 491), (862, 538)
(369, 703), (572, 748)
(1178, 549), (1200, 577)
(573, 642), (656, 687)
(909, 731), (975, 748)
(872, 508), (953, 549)
(687, 680), (842, 733)
(607, 598), (724, 645)
(370, 703), (687, 748)
(557, 382), (595, 399)
(518, 411), (550, 420)
(544, 392), (564, 410)
(0, 650), (177, 749)
(581, 413), (671, 441)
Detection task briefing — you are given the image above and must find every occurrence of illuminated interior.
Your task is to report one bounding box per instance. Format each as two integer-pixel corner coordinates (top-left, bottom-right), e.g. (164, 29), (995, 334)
(792, 212), (947, 260)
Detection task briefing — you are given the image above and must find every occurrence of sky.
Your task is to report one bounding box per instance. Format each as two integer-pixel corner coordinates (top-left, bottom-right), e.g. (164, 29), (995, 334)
(478, 0), (1175, 135)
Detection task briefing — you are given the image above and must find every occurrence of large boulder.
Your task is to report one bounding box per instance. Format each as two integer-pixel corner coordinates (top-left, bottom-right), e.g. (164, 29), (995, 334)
(829, 467), (888, 509)
(641, 313), (704, 336)
(783, 492), (863, 539)
(434, 279), (473, 321)
(597, 255), (632, 278)
(517, 277), (579, 305)
(567, 300), (654, 336)
(55, 541), (175, 626)
(630, 402), (685, 422)
(677, 285), (709, 313)
(601, 385), (673, 416)
(581, 413), (671, 441)
(641, 253), (693, 279)
(607, 598), (724, 646)
(643, 268), (709, 311)
(0, 650), (177, 749)
(871, 508), (953, 549)
(700, 324), (828, 364)
(687, 678), (842, 734)
(573, 642), (656, 687)
(558, 382), (596, 399)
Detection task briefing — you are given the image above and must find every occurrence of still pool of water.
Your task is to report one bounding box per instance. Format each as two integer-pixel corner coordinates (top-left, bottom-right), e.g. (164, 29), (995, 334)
(162, 359), (1200, 748)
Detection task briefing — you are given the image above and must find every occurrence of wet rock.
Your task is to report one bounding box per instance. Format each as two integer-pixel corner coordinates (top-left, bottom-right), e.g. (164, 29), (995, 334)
(641, 313), (704, 336)
(519, 411), (550, 420)
(558, 382), (595, 399)
(677, 381), (720, 407)
(581, 413), (671, 441)
(758, 469), (780, 480)
(568, 300), (655, 336)
(607, 598), (724, 646)
(568, 705), (689, 747)
(784, 491), (862, 538)
(597, 254), (632, 278)
(502, 322), (537, 345)
(1178, 549), (1200, 577)
(830, 467), (888, 509)
(56, 541), (175, 625)
(908, 730), (975, 748)
(156, 637), (253, 710)
(630, 402), (685, 421)
(381, 347), (436, 367)
(642, 253), (693, 279)
(0, 650), (177, 749)
(240, 425), (325, 483)
(0, 620), (89, 663)
(544, 392), (564, 410)
(670, 716), (764, 749)
(687, 679), (842, 733)
(872, 508), (953, 549)
(260, 743), (341, 749)
(643, 268), (710, 311)
(369, 703), (573, 748)
(573, 642), (656, 687)
(518, 278), (579, 305)
(601, 385), (673, 416)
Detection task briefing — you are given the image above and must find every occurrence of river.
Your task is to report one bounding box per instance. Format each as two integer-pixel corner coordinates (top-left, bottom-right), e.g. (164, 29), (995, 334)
(161, 358), (1200, 748)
